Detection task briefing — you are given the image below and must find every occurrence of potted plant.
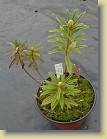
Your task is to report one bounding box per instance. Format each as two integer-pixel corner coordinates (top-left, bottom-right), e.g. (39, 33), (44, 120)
(6, 9), (96, 130)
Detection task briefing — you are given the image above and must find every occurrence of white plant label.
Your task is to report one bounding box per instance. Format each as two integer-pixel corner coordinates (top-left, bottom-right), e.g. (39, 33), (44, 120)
(55, 63), (63, 78)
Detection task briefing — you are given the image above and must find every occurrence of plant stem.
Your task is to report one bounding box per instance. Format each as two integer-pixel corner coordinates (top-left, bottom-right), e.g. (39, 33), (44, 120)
(65, 28), (71, 75)
(23, 67), (41, 85)
(31, 50), (44, 80)
(36, 69), (44, 80)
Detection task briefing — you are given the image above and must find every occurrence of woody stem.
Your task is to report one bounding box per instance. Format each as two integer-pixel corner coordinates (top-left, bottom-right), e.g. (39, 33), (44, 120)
(65, 28), (71, 75)
(23, 67), (41, 85)
(36, 69), (44, 80)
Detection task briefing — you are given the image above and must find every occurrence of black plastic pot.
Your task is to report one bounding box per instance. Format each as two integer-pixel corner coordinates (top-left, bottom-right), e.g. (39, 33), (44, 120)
(36, 75), (96, 130)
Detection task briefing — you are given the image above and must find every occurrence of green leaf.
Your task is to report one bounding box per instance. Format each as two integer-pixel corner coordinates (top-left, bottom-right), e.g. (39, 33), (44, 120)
(64, 98), (71, 109)
(60, 95), (64, 109)
(71, 41), (76, 48)
(66, 88), (81, 96)
(65, 56), (73, 75)
(48, 38), (64, 46)
(69, 45), (87, 54)
(65, 74), (72, 83)
(73, 48), (81, 54)
(60, 25), (67, 33)
(60, 74), (65, 83)
(64, 83), (75, 89)
(7, 42), (16, 48)
(72, 23), (89, 34)
(57, 87), (61, 100)
(64, 98), (78, 107)
(71, 9), (78, 21)
(42, 85), (56, 90)
(74, 34), (86, 41)
(65, 78), (78, 84)
(51, 94), (59, 110)
(33, 61), (38, 70)
(41, 95), (54, 106)
(66, 9), (71, 21)
(49, 29), (61, 33)
(48, 72), (58, 83)
(28, 62), (33, 68)
(75, 11), (86, 23)
(44, 80), (56, 86)
(53, 14), (67, 26)
(48, 48), (63, 54)
(40, 90), (51, 97)
(76, 45), (88, 49)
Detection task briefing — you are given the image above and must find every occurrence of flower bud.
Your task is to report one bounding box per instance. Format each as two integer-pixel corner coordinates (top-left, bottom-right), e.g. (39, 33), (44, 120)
(16, 47), (19, 52)
(30, 47), (34, 51)
(68, 19), (74, 29)
(57, 82), (63, 88)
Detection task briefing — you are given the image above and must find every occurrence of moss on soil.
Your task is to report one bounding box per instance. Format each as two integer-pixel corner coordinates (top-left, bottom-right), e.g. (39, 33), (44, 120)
(37, 75), (94, 122)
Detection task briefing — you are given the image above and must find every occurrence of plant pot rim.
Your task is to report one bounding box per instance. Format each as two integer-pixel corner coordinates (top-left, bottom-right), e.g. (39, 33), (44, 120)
(36, 74), (96, 124)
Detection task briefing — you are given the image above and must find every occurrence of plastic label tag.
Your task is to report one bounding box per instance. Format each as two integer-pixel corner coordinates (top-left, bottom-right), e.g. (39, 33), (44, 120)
(55, 63), (63, 78)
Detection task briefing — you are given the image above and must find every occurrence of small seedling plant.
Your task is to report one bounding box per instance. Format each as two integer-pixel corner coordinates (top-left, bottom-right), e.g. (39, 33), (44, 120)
(6, 9), (94, 122)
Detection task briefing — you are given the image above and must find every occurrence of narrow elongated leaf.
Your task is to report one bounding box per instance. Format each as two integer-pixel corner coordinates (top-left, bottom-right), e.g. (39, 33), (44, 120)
(42, 85), (56, 90)
(60, 95), (64, 109)
(66, 89), (80, 96)
(60, 74), (65, 83)
(65, 78), (78, 84)
(75, 11), (86, 23)
(41, 95), (54, 106)
(44, 80), (56, 86)
(57, 87), (61, 100)
(72, 26), (89, 34)
(66, 9), (71, 21)
(7, 42), (16, 48)
(65, 56), (73, 75)
(71, 9), (78, 21)
(48, 72), (58, 83)
(65, 74), (72, 83)
(54, 14), (67, 26)
(71, 41), (76, 47)
(73, 48), (81, 54)
(74, 34), (86, 41)
(60, 25), (67, 32)
(40, 90), (51, 97)
(28, 62), (33, 68)
(49, 29), (61, 33)
(76, 45), (88, 49)
(64, 98), (78, 107)
(64, 98), (71, 109)
(75, 37), (86, 41)
(48, 39), (64, 46)
(48, 48), (63, 54)
(51, 94), (59, 110)
(64, 83), (75, 88)
(69, 46), (86, 54)
(75, 33), (84, 38)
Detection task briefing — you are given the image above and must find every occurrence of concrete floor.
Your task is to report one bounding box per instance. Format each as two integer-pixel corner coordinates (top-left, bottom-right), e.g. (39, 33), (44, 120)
(0, 0), (100, 132)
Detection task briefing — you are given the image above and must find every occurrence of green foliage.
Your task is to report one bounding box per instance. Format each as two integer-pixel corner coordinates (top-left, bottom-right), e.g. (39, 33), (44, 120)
(65, 56), (74, 75)
(24, 42), (44, 70)
(5, 9), (94, 123)
(6, 40), (44, 70)
(48, 9), (89, 75)
(40, 72), (80, 110)
(39, 75), (94, 122)
(6, 40), (28, 68)
(48, 9), (89, 55)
